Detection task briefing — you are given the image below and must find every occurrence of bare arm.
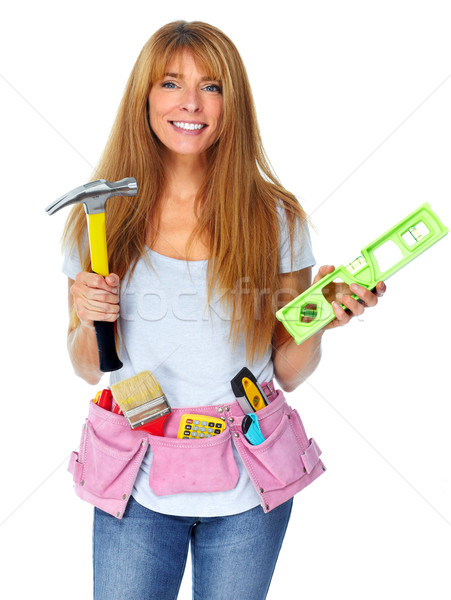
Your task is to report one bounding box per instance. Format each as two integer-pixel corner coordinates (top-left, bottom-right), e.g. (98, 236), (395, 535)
(272, 267), (323, 392)
(67, 272), (120, 385)
(272, 266), (386, 392)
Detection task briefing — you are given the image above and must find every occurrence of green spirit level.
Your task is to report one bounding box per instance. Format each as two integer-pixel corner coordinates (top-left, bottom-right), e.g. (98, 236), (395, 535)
(276, 203), (448, 345)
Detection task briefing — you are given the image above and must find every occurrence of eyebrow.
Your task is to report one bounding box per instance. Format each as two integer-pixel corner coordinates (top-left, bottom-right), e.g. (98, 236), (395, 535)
(163, 72), (218, 82)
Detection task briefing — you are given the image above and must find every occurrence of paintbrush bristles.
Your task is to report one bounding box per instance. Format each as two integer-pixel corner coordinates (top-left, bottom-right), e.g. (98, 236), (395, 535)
(111, 371), (163, 412)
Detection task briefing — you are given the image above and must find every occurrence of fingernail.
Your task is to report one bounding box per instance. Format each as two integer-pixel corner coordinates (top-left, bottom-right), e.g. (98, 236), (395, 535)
(350, 283), (358, 292)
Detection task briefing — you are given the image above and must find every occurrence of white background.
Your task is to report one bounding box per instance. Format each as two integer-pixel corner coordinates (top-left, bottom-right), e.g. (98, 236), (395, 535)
(1, 0), (450, 598)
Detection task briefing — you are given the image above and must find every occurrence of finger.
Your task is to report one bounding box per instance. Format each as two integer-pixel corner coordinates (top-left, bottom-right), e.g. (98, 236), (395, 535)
(331, 299), (352, 324)
(338, 293), (365, 316)
(375, 281), (386, 297)
(76, 300), (120, 323)
(105, 273), (120, 290)
(75, 272), (110, 292)
(84, 295), (120, 315)
(78, 310), (119, 324)
(71, 284), (120, 322)
(313, 265), (335, 284)
(86, 287), (120, 306)
(349, 283), (378, 308)
(71, 280), (119, 306)
(76, 271), (119, 294)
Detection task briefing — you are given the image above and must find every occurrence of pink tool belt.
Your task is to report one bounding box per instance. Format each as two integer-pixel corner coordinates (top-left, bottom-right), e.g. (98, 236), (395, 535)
(68, 383), (326, 519)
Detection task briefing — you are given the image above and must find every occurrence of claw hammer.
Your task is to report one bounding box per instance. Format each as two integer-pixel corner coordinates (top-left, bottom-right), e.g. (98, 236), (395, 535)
(45, 177), (138, 372)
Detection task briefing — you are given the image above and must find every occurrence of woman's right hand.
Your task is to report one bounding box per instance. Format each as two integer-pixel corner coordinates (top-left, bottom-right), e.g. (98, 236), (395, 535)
(70, 272), (120, 329)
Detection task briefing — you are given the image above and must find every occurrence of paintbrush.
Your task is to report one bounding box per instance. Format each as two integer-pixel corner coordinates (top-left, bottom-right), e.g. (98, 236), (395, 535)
(110, 371), (171, 437)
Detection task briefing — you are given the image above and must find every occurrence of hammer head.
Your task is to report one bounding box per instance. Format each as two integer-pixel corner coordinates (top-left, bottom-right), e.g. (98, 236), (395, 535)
(45, 177), (138, 216)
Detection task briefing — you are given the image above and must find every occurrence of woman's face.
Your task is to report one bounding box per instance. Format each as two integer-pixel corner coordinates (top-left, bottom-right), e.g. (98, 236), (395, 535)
(148, 50), (223, 158)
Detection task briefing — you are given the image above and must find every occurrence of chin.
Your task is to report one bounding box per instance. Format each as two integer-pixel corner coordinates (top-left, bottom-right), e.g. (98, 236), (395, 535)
(169, 144), (210, 156)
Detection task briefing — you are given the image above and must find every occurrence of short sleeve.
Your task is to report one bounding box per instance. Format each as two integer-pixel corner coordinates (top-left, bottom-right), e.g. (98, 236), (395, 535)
(277, 202), (316, 273)
(61, 231), (88, 280)
(62, 244), (83, 279)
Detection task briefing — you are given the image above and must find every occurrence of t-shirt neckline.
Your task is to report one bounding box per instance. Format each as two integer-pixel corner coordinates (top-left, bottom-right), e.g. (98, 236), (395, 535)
(145, 246), (209, 264)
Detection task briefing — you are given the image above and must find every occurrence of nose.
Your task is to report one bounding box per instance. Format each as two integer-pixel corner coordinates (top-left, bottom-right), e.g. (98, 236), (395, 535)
(181, 86), (201, 113)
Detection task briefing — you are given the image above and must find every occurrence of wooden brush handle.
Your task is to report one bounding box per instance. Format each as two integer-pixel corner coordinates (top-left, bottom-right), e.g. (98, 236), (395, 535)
(94, 321), (123, 372)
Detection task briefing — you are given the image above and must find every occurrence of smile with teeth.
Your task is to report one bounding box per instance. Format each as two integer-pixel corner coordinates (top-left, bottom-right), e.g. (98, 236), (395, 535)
(171, 121), (207, 130)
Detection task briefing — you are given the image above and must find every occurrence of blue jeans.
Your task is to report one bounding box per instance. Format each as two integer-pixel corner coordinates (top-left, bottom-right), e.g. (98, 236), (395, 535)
(93, 496), (293, 600)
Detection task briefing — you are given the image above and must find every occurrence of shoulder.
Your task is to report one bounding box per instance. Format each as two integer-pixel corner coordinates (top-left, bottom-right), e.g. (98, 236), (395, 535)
(275, 198), (308, 232)
(276, 199), (316, 273)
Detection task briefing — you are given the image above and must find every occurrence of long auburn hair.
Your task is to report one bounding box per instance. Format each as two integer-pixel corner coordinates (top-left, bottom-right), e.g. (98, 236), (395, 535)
(63, 20), (308, 362)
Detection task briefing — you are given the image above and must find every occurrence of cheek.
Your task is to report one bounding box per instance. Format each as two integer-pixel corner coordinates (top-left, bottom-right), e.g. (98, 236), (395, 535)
(148, 93), (166, 126)
(215, 99), (224, 121)
(147, 97), (156, 128)
(209, 99), (223, 127)
(148, 106), (167, 140)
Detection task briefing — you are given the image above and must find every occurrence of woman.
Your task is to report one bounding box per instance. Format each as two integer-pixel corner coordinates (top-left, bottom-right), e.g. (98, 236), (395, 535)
(62, 20), (385, 600)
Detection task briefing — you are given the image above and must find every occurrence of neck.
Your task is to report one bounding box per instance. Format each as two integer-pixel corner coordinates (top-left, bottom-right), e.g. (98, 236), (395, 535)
(162, 150), (208, 203)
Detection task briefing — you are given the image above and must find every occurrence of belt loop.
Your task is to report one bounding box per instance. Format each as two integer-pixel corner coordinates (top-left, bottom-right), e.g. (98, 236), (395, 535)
(261, 380), (276, 400)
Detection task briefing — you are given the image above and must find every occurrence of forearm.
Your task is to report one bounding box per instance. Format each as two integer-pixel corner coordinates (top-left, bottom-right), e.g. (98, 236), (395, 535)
(272, 330), (324, 393)
(67, 324), (103, 385)
(66, 273), (121, 385)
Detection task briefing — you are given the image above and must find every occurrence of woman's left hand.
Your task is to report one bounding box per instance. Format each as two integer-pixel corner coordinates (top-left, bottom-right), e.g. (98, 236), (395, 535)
(313, 265), (386, 332)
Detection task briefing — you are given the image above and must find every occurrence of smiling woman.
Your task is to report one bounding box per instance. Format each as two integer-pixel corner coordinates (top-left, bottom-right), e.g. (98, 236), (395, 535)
(57, 19), (384, 600)
(63, 20), (310, 363)
(148, 50), (223, 155)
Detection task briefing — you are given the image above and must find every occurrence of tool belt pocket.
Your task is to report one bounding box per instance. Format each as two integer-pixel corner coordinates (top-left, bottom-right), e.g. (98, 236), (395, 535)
(147, 409), (240, 496)
(68, 400), (148, 517)
(230, 390), (324, 498)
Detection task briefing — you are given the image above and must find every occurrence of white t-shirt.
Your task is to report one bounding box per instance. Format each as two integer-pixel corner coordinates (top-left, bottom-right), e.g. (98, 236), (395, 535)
(62, 203), (315, 516)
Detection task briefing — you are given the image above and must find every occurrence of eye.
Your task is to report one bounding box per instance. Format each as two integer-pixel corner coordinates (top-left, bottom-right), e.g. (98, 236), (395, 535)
(203, 83), (222, 93)
(161, 81), (179, 89)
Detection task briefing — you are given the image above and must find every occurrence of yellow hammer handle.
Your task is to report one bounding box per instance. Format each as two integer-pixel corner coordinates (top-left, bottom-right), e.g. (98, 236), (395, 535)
(87, 213), (109, 276)
(85, 211), (123, 372)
